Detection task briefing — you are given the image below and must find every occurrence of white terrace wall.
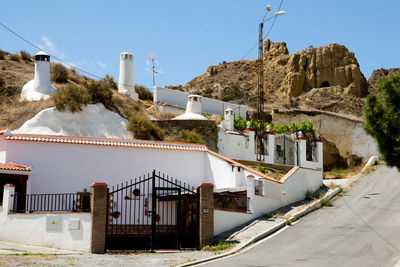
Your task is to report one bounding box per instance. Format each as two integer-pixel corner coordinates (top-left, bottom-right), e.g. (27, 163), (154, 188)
(281, 167), (322, 206)
(0, 186), (91, 252)
(214, 167), (322, 236)
(154, 86), (247, 118)
(3, 140), (206, 194)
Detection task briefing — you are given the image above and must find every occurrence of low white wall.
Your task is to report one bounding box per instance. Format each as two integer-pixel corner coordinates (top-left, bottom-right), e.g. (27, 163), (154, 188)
(0, 187), (91, 252)
(214, 195), (281, 236)
(281, 168), (322, 206)
(154, 86), (246, 118)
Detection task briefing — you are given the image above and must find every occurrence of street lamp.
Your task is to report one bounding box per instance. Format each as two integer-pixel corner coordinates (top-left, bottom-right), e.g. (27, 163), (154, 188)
(256, 6), (286, 161)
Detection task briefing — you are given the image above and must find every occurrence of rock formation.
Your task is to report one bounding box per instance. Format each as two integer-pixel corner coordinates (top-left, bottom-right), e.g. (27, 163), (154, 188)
(263, 39), (368, 98)
(368, 68), (400, 92)
(170, 40), (369, 117)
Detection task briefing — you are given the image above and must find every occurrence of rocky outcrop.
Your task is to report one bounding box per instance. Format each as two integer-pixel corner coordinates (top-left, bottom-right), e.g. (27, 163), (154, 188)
(263, 40), (369, 98)
(171, 40), (369, 117)
(368, 68), (400, 91)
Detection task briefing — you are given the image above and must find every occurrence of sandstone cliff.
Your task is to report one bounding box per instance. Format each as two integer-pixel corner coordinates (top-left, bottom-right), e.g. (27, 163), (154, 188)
(170, 40), (369, 117)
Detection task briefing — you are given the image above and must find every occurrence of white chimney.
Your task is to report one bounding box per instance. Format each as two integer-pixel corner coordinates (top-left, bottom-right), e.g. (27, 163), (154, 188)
(118, 52), (138, 101)
(172, 95), (207, 120)
(20, 51), (57, 101)
(186, 95), (202, 114)
(224, 107), (234, 131)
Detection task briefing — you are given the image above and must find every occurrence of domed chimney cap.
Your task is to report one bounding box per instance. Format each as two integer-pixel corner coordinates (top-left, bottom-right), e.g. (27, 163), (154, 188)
(35, 51), (50, 62)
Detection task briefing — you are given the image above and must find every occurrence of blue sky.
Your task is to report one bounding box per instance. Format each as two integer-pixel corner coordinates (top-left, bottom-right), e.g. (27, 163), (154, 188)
(1, 0), (399, 90)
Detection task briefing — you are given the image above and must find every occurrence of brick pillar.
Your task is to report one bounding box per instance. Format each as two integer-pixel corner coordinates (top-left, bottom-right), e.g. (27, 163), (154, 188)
(90, 182), (108, 254)
(197, 183), (214, 248)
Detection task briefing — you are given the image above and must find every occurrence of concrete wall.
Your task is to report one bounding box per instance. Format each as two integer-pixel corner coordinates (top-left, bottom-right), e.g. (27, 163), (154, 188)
(0, 186), (91, 252)
(154, 86), (246, 118)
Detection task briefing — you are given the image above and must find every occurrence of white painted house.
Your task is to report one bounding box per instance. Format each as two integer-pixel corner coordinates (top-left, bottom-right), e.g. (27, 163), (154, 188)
(218, 108), (324, 171)
(0, 129), (322, 252)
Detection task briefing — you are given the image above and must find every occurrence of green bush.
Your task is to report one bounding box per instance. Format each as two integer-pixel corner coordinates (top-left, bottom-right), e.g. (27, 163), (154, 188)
(9, 54), (19, 62)
(127, 113), (164, 140)
(86, 80), (114, 110)
(102, 74), (118, 90)
(178, 130), (206, 145)
(135, 85), (153, 101)
(53, 85), (90, 112)
(20, 50), (32, 61)
(51, 63), (69, 83)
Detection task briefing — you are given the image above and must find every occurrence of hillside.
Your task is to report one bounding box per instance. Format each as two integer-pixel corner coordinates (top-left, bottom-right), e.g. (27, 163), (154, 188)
(0, 50), (95, 129)
(168, 40), (376, 118)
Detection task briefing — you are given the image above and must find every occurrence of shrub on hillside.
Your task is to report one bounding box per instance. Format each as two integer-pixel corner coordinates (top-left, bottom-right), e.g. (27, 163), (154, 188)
(102, 75), (118, 90)
(20, 50), (32, 62)
(127, 113), (164, 140)
(0, 76), (4, 89)
(86, 80), (114, 110)
(0, 50), (8, 60)
(51, 63), (69, 83)
(53, 85), (90, 112)
(9, 54), (19, 62)
(135, 85), (153, 101)
(178, 130), (206, 145)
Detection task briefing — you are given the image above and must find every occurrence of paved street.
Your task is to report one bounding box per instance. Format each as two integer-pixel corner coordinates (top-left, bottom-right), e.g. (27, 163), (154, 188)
(203, 165), (400, 267)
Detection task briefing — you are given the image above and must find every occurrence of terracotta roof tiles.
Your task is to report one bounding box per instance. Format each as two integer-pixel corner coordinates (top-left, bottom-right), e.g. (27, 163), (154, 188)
(0, 162), (31, 172)
(3, 133), (208, 152)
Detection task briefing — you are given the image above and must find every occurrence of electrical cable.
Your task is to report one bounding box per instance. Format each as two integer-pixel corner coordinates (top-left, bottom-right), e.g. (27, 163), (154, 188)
(0, 21), (136, 88)
(239, 0), (284, 61)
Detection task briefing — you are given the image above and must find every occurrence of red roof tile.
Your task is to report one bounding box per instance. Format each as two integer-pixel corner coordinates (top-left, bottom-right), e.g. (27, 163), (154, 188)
(0, 162), (31, 172)
(3, 133), (208, 152)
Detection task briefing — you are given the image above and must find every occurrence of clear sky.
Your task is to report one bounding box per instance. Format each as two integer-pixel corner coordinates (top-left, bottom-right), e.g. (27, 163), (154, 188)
(1, 0), (399, 90)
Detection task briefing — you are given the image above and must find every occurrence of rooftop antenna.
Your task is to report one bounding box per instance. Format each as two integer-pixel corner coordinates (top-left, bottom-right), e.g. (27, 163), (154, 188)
(146, 54), (163, 87)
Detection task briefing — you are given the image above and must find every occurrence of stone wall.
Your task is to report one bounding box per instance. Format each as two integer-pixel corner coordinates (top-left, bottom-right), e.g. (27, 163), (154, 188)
(272, 109), (379, 169)
(155, 120), (218, 152)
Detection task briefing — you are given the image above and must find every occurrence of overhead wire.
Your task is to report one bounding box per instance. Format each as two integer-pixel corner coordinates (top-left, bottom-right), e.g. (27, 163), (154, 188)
(239, 0), (284, 61)
(0, 21), (136, 88)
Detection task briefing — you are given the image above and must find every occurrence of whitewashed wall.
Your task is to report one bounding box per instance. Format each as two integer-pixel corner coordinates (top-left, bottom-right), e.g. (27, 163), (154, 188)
(281, 168), (322, 206)
(204, 153), (236, 189)
(0, 187), (91, 252)
(214, 195), (281, 236)
(154, 86), (246, 118)
(3, 141), (206, 194)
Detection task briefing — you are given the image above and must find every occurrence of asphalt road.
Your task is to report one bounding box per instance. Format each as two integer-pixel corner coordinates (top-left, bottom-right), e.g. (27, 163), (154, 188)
(203, 165), (400, 267)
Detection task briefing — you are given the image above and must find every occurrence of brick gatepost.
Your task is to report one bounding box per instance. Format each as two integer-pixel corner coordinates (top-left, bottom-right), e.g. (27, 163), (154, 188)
(90, 182), (108, 254)
(197, 183), (214, 248)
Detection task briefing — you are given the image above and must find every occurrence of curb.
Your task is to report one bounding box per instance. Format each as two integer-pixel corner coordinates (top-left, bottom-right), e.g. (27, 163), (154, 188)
(179, 187), (342, 267)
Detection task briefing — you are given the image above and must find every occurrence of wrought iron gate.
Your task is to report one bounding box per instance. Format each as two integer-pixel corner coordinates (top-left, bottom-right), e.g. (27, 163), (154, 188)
(106, 170), (199, 251)
(274, 134), (296, 165)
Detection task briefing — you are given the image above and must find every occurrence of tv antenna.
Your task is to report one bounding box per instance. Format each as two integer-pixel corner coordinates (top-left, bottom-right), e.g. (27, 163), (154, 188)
(146, 54), (163, 87)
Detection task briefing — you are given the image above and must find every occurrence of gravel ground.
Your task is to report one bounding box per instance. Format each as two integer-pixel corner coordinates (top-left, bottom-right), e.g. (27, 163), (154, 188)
(0, 250), (219, 267)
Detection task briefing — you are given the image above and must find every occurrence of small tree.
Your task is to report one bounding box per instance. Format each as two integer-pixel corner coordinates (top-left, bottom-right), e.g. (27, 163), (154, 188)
(363, 74), (400, 169)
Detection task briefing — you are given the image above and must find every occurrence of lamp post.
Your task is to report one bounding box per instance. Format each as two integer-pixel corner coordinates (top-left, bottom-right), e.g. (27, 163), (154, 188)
(256, 6), (286, 161)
